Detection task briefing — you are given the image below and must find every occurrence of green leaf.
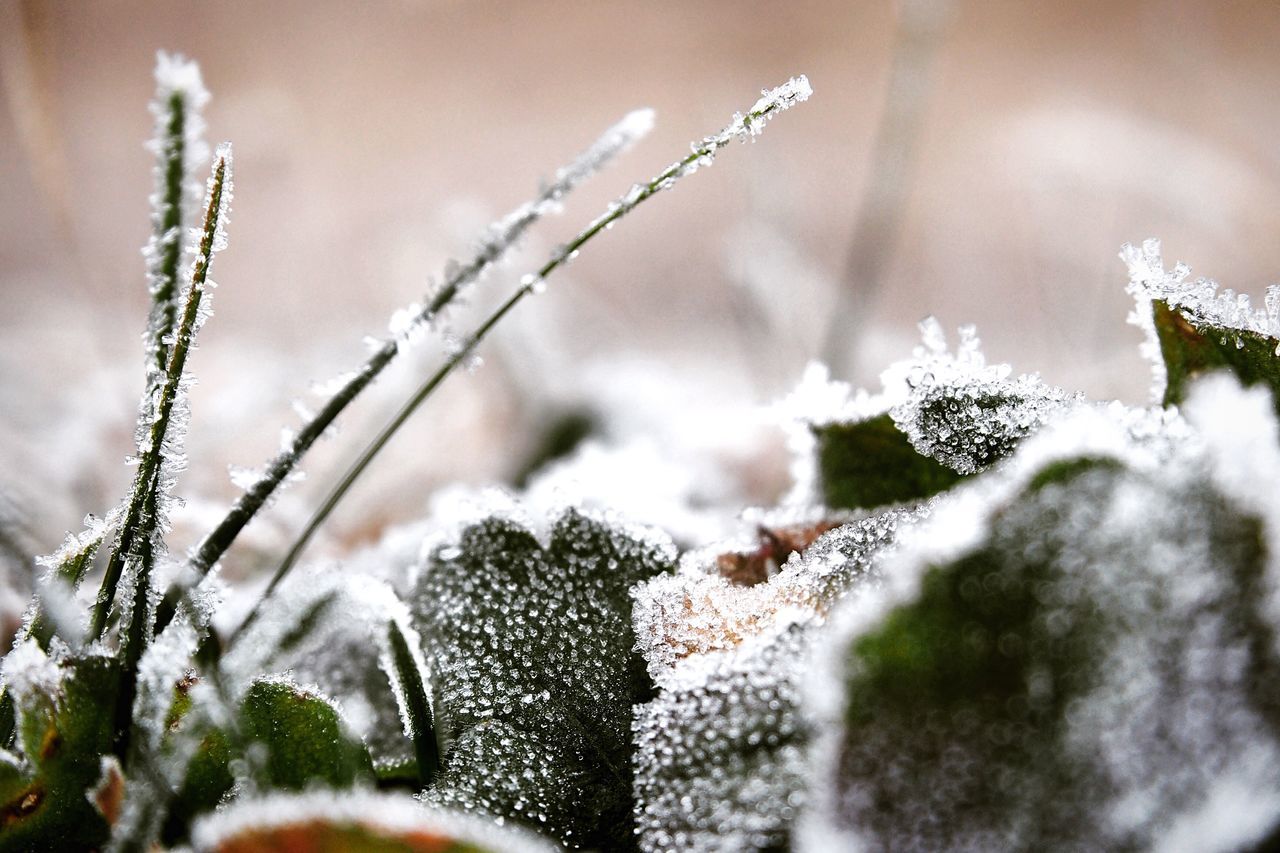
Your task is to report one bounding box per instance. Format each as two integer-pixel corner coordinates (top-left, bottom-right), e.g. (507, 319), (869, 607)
(1153, 299), (1280, 415)
(821, 453), (1280, 849)
(239, 678), (373, 790)
(413, 508), (675, 849)
(159, 675), (373, 844)
(815, 413), (962, 509)
(385, 620), (439, 788)
(160, 727), (233, 847)
(0, 653), (117, 850)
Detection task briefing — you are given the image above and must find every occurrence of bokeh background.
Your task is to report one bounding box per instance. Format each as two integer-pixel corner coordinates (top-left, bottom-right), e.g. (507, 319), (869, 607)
(3, 0), (1280, 597)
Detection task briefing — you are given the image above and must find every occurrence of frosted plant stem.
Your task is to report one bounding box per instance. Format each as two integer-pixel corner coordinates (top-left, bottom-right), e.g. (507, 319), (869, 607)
(234, 77), (813, 639)
(821, 0), (951, 374)
(89, 149), (231, 642)
(151, 109), (654, 635)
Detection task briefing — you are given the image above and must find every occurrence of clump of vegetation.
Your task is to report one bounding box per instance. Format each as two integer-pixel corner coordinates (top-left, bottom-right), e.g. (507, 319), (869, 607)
(4, 52), (1280, 853)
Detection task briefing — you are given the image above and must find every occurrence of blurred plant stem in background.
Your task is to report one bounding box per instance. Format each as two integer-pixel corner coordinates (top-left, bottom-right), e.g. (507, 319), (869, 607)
(823, 0), (955, 376)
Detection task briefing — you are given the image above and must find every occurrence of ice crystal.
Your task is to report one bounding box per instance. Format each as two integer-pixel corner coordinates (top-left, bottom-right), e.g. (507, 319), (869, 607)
(412, 507), (675, 849)
(889, 319), (1082, 475)
(1123, 237), (1280, 412)
(633, 625), (810, 853)
(805, 377), (1280, 851)
(632, 508), (923, 686)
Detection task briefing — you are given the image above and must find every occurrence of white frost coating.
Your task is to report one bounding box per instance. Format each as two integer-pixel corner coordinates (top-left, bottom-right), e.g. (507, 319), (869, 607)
(887, 319), (1083, 475)
(190, 789), (558, 851)
(142, 52), (210, 383)
(632, 506), (925, 687)
(1181, 376), (1280, 662)
(802, 382), (1280, 851)
(1, 639), (62, 706)
(34, 513), (108, 576)
(413, 506), (675, 847)
(387, 105), (654, 346)
(781, 319), (1084, 503)
(634, 625), (811, 853)
(1123, 237), (1280, 402)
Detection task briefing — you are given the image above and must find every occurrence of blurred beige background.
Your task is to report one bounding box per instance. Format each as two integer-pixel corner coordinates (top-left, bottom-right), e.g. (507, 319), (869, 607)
(3, 0), (1280, 573)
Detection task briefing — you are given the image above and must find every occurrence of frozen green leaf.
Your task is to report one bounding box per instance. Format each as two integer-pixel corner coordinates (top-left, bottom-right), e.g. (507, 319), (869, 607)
(0, 652), (117, 850)
(815, 414), (961, 509)
(1152, 299), (1280, 415)
(238, 677), (373, 791)
(413, 508), (675, 849)
(814, 428), (1280, 850)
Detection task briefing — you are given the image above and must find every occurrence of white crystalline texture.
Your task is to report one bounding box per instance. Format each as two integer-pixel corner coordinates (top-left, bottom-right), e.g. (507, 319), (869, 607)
(633, 625), (811, 853)
(632, 507), (924, 686)
(807, 376), (1280, 851)
(630, 502), (928, 852)
(412, 508), (674, 849)
(151, 52), (210, 115)
(1123, 237), (1280, 340)
(798, 318), (1082, 482)
(142, 52), (209, 329)
(889, 319), (1083, 475)
(1123, 237), (1280, 400)
(206, 143), (234, 256)
(1, 639), (64, 707)
(34, 513), (107, 576)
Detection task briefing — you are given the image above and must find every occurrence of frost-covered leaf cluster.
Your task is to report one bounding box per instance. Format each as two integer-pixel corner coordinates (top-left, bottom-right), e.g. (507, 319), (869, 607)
(0, 51), (816, 851)
(4, 39), (1280, 853)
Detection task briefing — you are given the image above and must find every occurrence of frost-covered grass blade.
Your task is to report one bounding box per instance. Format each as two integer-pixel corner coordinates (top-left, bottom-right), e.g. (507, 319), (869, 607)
(153, 107), (654, 636)
(262, 76), (814, 605)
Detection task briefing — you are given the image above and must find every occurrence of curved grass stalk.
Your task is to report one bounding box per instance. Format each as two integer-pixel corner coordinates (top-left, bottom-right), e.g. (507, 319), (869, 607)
(231, 76), (813, 640)
(152, 109), (654, 635)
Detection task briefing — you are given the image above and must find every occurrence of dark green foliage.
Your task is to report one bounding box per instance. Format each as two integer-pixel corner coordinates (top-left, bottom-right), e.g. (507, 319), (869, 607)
(160, 677), (373, 846)
(513, 408), (599, 488)
(0, 654), (117, 851)
(1153, 299), (1280, 416)
(160, 727), (232, 847)
(829, 455), (1280, 850)
(815, 414), (962, 510)
(239, 678), (373, 790)
(386, 620), (439, 788)
(413, 509), (675, 849)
